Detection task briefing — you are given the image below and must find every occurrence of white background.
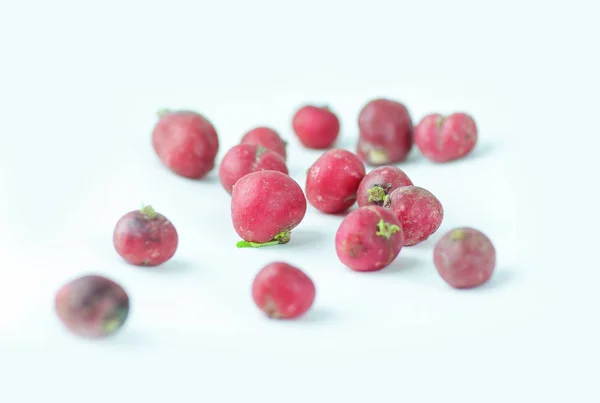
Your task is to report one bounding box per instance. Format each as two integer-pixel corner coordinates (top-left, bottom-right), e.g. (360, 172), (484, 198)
(0, 0), (598, 401)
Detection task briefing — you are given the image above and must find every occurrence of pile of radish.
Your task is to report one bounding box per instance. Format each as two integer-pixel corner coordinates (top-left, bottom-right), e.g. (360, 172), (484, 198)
(55, 97), (496, 337)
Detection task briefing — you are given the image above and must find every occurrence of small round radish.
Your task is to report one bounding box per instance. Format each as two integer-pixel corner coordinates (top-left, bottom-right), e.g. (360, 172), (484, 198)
(292, 105), (340, 149)
(240, 126), (287, 160)
(434, 228), (496, 288)
(357, 98), (413, 165)
(219, 144), (288, 194)
(152, 109), (219, 179)
(385, 186), (443, 246)
(414, 113), (478, 162)
(232, 170), (307, 247)
(335, 206), (404, 272)
(252, 262), (316, 319)
(55, 274), (129, 338)
(113, 205), (178, 266)
(357, 166), (413, 207)
(305, 149), (365, 214)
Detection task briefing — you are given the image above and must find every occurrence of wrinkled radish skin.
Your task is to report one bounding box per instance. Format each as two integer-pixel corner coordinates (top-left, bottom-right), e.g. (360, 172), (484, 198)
(434, 228), (496, 288)
(414, 113), (478, 162)
(335, 206), (404, 272)
(386, 186), (443, 246)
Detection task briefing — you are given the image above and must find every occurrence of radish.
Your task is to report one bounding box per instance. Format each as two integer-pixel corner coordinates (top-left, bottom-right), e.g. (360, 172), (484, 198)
(335, 206), (404, 272)
(357, 98), (413, 165)
(434, 227), (496, 289)
(252, 262), (316, 319)
(219, 144), (288, 194)
(357, 166), (413, 207)
(55, 275), (129, 338)
(113, 205), (178, 266)
(292, 105), (340, 149)
(305, 149), (365, 214)
(385, 186), (443, 246)
(152, 109), (219, 179)
(232, 170), (307, 247)
(240, 126), (287, 160)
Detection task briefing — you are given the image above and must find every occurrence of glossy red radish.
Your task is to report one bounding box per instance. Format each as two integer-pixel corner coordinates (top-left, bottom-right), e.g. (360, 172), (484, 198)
(232, 170), (307, 248)
(292, 105), (340, 149)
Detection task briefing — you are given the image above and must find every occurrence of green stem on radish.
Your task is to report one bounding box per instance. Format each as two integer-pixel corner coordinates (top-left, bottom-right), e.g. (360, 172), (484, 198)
(367, 185), (388, 204)
(236, 231), (291, 248)
(375, 219), (400, 240)
(236, 240), (280, 248)
(140, 205), (158, 220)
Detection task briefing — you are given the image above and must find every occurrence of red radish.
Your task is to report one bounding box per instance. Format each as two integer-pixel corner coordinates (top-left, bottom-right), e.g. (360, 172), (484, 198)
(357, 166), (413, 207)
(292, 105), (340, 149)
(113, 205), (178, 266)
(335, 206), (404, 272)
(434, 228), (496, 288)
(357, 98), (413, 165)
(305, 149), (365, 214)
(414, 112), (478, 162)
(385, 186), (443, 246)
(55, 275), (129, 338)
(232, 170), (307, 247)
(252, 262), (316, 319)
(240, 126), (287, 160)
(219, 144), (288, 194)
(152, 109), (219, 179)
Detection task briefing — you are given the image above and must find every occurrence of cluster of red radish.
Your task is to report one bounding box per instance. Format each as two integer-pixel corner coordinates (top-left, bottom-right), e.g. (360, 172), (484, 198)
(55, 98), (497, 338)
